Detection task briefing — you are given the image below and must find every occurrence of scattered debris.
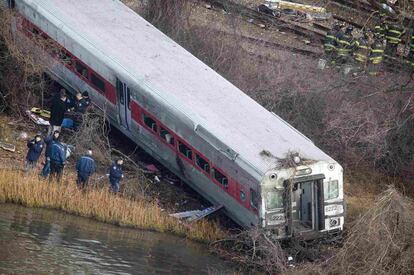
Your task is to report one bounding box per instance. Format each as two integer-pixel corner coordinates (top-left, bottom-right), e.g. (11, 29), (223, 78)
(0, 141), (15, 152)
(145, 164), (159, 173)
(258, 0), (331, 20)
(257, 4), (279, 17)
(318, 58), (327, 70)
(30, 107), (51, 119)
(26, 110), (50, 126)
(154, 175), (161, 182)
(18, 132), (28, 140)
(265, 0), (326, 14)
(170, 204), (223, 222)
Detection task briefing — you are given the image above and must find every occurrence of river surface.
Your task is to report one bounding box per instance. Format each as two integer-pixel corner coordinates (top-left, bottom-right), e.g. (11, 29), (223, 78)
(0, 204), (233, 274)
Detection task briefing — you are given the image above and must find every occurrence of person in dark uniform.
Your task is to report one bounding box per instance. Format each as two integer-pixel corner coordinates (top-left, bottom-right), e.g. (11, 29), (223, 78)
(41, 130), (60, 177)
(82, 91), (91, 108)
(369, 35), (385, 76)
(324, 23), (341, 65)
(49, 89), (68, 134)
(385, 22), (405, 57)
(76, 149), (96, 189)
(108, 159), (124, 193)
(407, 32), (414, 69)
(25, 134), (44, 171)
(336, 26), (356, 65)
(353, 32), (371, 70)
(49, 139), (66, 182)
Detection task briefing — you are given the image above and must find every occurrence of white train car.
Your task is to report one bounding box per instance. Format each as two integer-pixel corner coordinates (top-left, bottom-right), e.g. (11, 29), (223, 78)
(3, 0), (344, 239)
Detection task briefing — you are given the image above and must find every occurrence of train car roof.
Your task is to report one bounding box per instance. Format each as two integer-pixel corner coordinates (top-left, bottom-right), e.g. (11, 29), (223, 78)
(28, 0), (335, 174)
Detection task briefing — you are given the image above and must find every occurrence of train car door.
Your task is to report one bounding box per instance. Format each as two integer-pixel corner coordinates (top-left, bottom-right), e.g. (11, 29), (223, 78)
(116, 78), (132, 130)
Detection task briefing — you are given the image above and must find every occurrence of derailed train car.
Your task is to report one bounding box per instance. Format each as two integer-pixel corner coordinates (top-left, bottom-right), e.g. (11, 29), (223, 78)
(3, 0), (344, 240)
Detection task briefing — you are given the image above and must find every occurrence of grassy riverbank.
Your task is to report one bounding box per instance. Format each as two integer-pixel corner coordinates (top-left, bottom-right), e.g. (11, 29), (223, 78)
(0, 170), (226, 243)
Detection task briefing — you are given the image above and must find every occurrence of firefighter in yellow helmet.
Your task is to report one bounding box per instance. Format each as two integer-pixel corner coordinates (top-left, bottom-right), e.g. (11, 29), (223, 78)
(324, 23), (341, 65)
(368, 34), (385, 76)
(353, 32), (371, 71)
(336, 26), (356, 65)
(384, 20), (405, 57)
(407, 32), (414, 70)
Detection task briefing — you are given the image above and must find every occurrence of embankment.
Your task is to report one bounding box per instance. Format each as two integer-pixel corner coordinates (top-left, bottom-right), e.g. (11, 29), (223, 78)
(0, 170), (226, 243)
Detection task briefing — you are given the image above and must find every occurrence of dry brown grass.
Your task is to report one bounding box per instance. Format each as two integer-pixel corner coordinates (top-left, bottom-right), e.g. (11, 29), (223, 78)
(292, 186), (414, 275)
(332, 186), (414, 274)
(0, 169), (226, 243)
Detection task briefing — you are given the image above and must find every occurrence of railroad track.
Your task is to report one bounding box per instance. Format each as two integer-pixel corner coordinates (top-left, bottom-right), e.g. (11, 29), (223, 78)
(200, 0), (326, 42)
(201, 27), (323, 58)
(331, 0), (376, 14)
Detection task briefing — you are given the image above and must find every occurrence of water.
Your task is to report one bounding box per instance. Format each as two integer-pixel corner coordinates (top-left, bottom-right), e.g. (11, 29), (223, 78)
(0, 204), (233, 274)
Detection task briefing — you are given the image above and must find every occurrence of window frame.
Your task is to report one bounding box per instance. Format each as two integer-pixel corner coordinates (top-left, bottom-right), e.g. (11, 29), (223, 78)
(159, 126), (176, 148)
(142, 112), (158, 133)
(195, 153), (210, 176)
(90, 72), (106, 93)
(177, 139), (193, 161)
(327, 180), (339, 200)
(250, 188), (259, 209)
(212, 166), (229, 188)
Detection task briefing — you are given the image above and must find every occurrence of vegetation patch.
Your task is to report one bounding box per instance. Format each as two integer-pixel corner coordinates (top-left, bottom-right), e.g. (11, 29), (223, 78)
(0, 170), (226, 243)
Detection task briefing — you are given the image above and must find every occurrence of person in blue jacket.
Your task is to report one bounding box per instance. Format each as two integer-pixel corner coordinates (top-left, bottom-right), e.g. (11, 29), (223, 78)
(49, 140), (67, 182)
(41, 130), (60, 178)
(76, 149), (96, 189)
(109, 159), (124, 193)
(25, 134), (44, 171)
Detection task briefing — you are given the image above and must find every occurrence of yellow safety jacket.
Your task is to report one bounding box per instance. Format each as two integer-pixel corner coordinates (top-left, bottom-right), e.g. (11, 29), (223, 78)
(369, 41), (384, 65)
(354, 38), (371, 63)
(336, 33), (354, 57)
(324, 30), (337, 52)
(386, 24), (405, 45)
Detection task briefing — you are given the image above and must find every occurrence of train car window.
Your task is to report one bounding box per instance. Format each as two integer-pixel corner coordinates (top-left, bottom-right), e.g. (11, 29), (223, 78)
(143, 114), (157, 132)
(160, 127), (175, 146)
(240, 191), (246, 201)
(213, 168), (228, 188)
(91, 73), (105, 92)
(31, 27), (40, 35)
(250, 189), (258, 208)
(75, 62), (88, 78)
(178, 141), (193, 160)
(59, 51), (72, 66)
(196, 154), (210, 173)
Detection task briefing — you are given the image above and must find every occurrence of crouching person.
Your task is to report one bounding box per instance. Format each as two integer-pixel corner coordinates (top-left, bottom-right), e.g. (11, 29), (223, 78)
(109, 159), (124, 193)
(76, 149), (96, 189)
(49, 140), (67, 182)
(25, 134), (44, 171)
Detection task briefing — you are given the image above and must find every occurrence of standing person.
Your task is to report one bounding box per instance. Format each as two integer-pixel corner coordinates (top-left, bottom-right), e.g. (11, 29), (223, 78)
(385, 21), (405, 57)
(41, 130), (60, 177)
(324, 23), (340, 65)
(49, 89), (68, 135)
(353, 32), (371, 71)
(25, 134), (44, 171)
(74, 92), (88, 114)
(407, 31), (414, 69)
(108, 159), (124, 193)
(373, 14), (387, 40)
(49, 139), (67, 182)
(336, 26), (355, 66)
(82, 91), (91, 109)
(369, 35), (385, 76)
(76, 149), (96, 189)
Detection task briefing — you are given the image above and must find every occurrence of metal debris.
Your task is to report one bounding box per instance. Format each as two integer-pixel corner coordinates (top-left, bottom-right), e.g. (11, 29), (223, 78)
(0, 141), (15, 152)
(170, 205), (223, 222)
